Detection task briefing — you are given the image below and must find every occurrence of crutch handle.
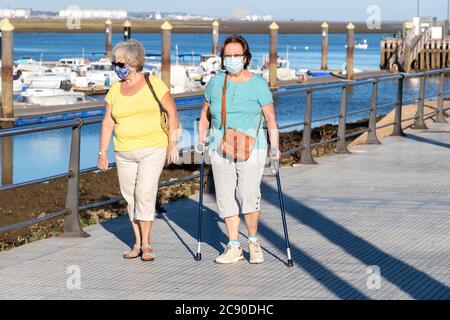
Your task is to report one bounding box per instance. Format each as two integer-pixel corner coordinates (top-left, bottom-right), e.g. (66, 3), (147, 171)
(195, 143), (205, 154)
(270, 148), (280, 173)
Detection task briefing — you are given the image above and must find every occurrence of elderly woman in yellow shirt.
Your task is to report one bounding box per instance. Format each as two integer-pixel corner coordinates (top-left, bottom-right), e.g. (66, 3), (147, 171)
(98, 39), (179, 262)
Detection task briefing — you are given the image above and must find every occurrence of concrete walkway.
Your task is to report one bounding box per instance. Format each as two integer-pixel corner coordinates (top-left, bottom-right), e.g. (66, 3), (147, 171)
(0, 119), (449, 300)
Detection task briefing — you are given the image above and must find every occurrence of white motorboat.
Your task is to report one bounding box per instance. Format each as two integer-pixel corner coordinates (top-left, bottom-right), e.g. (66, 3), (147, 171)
(57, 57), (86, 72)
(262, 68), (297, 81)
(355, 39), (369, 50)
(341, 64), (363, 75)
(24, 72), (72, 90)
(79, 58), (120, 87)
(19, 88), (92, 106)
(199, 54), (221, 85)
(15, 57), (50, 80)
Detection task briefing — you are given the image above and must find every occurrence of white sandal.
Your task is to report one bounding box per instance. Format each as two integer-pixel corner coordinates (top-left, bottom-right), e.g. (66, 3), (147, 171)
(123, 244), (141, 259)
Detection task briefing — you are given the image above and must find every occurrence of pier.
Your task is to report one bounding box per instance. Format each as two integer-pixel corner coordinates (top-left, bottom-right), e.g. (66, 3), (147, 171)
(381, 19), (450, 72)
(0, 110), (449, 299)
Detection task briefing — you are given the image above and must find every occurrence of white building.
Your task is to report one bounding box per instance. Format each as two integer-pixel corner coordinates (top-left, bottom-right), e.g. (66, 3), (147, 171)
(58, 9), (127, 19)
(0, 8), (31, 18)
(243, 14), (272, 22)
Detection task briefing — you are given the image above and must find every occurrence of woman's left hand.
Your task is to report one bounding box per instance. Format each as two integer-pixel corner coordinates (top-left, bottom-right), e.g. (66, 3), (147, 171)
(166, 143), (180, 164)
(270, 146), (280, 161)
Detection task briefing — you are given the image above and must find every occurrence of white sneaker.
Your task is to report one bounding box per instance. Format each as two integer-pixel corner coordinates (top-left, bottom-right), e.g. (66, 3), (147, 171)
(248, 240), (264, 264)
(214, 244), (244, 264)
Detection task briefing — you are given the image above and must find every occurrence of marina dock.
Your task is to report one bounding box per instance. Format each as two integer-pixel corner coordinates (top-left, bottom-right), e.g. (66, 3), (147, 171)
(0, 115), (449, 299)
(11, 70), (392, 120)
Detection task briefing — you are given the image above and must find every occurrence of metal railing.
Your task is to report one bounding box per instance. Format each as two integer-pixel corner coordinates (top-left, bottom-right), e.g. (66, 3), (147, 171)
(1, 68), (449, 236)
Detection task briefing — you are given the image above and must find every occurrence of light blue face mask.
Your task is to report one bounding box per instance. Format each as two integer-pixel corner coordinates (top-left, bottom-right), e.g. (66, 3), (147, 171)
(223, 56), (245, 74)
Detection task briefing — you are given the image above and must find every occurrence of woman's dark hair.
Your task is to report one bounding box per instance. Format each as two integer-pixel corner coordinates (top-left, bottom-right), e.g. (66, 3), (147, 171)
(220, 35), (252, 70)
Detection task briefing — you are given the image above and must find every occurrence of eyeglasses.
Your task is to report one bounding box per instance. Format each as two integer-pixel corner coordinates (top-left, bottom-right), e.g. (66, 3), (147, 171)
(223, 54), (244, 58)
(111, 61), (126, 68)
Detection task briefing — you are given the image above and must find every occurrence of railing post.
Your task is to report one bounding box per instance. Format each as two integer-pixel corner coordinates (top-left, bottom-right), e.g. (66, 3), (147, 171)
(391, 75), (405, 136)
(435, 71), (448, 123)
(105, 19), (112, 60)
(161, 21), (172, 89)
(63, 121), (89, 238)
(300, 89), (317, 164)
(123, 20), (131, 40)
(321, 22), (329, 70)
(336, 85), (351, 154)
(269, 22), (279, 89)
(366, 79), (381, 144)
(414, 75), (428, 129)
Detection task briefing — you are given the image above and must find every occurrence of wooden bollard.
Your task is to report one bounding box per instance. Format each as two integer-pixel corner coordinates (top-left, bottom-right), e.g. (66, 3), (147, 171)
(161, 21), (172, 89)
(212, 20), (219, 55)
(269, 22), (279, 89)
(0, 18), (14, 185)
(346, 23), (355, 80)
(105, 19), (112, 60)
(403, 21), (414, 73)
(1, 18), (14, 124)
(123, 20), (131, 40)
(321, 22), (329, 70)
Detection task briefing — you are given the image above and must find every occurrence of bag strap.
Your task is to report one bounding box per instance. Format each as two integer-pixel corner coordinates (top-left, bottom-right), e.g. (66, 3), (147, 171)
(220, 73), (263, 139)
(220, 74), (227, 130)
(144, 73), (166, 114)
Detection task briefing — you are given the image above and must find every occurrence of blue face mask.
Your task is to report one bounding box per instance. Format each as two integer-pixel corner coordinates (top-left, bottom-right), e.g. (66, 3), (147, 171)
(223, 56), (245, 74)
(114, 64), (131, 80)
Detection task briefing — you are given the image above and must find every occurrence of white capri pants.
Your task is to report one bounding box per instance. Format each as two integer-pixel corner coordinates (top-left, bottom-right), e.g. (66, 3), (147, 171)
(210, 148), (268, 219)
(114, 147), (167, 222)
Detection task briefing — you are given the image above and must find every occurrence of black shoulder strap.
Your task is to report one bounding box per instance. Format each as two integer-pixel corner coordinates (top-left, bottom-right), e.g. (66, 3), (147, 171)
(144, 72), (166, 113)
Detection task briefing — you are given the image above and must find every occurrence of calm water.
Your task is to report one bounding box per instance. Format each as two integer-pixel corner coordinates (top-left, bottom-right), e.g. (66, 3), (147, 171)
(1, 33), (448, 185)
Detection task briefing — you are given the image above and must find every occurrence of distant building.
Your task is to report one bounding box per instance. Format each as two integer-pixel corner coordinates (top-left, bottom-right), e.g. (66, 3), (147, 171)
(58, 9), (127, 19)
(0, 8), (32, 18)
(146, 11), (214, 21)
(243, 14), (272, 22)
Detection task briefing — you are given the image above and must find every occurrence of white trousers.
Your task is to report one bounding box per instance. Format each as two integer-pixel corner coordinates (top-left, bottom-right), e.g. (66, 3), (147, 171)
(114, 147), (167, 222)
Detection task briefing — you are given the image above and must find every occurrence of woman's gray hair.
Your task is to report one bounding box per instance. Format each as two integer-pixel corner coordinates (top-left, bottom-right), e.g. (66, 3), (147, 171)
(112, 39), (145, 72)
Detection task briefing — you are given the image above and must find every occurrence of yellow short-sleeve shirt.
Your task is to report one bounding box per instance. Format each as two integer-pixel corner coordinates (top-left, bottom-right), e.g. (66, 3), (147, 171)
(105, 75), (169, 152)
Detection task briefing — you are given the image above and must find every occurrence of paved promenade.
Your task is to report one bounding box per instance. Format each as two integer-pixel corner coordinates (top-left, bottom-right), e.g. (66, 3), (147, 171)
(0, 119), (449, 300)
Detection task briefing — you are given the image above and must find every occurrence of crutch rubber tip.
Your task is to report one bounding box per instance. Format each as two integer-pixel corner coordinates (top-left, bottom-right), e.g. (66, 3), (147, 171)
(287, 260), (294, 267)
(195, 253), (202, 261)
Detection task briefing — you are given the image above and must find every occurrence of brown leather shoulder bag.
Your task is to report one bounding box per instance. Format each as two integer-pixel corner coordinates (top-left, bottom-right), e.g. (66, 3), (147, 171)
(218, 74), (262, 162)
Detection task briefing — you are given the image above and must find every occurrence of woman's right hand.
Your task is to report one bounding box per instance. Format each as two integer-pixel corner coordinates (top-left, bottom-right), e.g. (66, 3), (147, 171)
(97, 153), (109, 171)
(195, 141), (206, 154)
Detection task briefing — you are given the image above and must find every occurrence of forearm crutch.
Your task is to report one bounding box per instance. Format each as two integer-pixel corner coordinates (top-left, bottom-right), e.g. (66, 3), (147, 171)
(271, 148), (294, 267)
(195, 143), (205, 261)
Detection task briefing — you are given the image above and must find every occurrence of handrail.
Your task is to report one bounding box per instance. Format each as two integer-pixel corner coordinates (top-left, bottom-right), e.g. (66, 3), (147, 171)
(1, 68), (449, 236)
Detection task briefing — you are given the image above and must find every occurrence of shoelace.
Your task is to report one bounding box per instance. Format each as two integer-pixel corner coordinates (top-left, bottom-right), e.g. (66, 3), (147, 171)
(250, 241), (261, 253)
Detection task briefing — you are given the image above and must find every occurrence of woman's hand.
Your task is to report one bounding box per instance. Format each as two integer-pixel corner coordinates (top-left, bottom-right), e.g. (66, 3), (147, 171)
(166, 143), (180, 164)
(270, 147), (280, 161)
(97, 153), (109, 171)
(196, 140), (206, 154)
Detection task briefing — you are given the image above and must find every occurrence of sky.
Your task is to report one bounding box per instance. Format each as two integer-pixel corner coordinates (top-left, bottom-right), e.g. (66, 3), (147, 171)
(1, 0), (450, 21)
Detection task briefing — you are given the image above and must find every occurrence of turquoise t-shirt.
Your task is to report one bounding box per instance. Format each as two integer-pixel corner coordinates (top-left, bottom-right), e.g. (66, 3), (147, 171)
(204, 71), (274, 151)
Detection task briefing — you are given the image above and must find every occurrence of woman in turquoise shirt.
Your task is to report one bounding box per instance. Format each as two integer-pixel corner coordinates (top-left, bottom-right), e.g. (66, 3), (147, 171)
(198, 35), (280, 265)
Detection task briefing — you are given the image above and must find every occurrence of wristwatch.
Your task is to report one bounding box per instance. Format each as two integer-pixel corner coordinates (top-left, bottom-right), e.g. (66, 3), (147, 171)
(98, 150), (107, 156)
